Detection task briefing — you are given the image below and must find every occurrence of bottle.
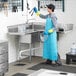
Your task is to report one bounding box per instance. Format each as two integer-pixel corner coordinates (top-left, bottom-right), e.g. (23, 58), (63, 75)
(70, 43), (76, 55)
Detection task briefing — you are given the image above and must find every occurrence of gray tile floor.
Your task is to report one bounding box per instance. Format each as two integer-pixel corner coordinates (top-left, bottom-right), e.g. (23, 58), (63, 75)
(5, 56), (76, 76)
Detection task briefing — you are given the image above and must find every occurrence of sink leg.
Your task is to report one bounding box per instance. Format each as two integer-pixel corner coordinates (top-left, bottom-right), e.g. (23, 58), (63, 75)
(29, 43), (32, 62)
(33, 43), (35, 56)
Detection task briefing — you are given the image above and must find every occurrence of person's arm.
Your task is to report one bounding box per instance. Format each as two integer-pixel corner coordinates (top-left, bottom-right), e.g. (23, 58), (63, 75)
(48, 14), (58, 33)
(33, 7), (48, 19)
(51, 15), (58, 30)
(39, 14), (48, 19)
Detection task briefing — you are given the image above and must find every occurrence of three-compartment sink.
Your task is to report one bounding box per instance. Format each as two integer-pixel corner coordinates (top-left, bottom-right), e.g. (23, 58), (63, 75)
(7, 22), (44, 34)
(7, 22), (45, 43)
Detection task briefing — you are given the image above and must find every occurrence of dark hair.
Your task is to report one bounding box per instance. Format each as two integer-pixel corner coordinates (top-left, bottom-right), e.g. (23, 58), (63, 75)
(46, 4), (55, 12)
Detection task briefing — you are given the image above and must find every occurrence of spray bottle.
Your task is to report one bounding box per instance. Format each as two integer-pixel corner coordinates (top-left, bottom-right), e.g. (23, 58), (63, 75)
(70, 43), (76, 55)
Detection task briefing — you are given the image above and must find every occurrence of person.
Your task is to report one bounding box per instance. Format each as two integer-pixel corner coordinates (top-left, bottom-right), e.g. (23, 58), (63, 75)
(33, 4), (62, 66)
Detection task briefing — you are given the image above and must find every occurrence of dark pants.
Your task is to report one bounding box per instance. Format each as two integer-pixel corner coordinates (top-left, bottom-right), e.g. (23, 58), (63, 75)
(55, 53), (62, 65)
(47, 53), (62, 65)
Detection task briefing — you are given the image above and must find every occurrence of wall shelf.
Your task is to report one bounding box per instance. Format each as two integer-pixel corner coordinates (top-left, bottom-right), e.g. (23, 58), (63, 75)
(0, 0), (24, 12)
(38, 0), (65, 12)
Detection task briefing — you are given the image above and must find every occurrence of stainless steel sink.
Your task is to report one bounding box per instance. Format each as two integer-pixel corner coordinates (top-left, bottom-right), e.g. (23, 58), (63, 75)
(7, 22), (44, 33)
(7, 22), (45, 44)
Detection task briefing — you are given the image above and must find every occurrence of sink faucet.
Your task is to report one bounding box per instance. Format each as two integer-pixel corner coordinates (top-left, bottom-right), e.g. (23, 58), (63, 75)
(25, 18), (36, 31)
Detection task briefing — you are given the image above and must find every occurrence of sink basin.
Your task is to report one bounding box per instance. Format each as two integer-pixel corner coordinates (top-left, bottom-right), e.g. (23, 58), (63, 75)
(26, 22), (45, 31)
(7, 23), (26, 33)
(27, 25), (44, 31)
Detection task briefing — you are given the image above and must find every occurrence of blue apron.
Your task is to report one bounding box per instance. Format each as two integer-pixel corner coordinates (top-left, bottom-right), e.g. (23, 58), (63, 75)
(43, 17), (58, 61)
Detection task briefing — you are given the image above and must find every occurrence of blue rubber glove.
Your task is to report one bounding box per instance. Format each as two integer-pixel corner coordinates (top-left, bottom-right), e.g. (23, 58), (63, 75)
(33, 7), (38, 13)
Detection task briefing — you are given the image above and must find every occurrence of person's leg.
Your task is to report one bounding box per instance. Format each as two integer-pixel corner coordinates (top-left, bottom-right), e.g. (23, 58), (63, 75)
(55, 53), (62, 66)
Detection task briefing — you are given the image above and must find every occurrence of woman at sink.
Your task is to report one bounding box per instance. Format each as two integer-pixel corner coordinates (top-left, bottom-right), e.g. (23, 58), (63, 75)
(33, 4), (62, 66)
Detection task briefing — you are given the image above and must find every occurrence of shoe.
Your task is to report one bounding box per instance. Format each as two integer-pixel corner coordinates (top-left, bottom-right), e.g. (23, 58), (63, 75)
(55, 61), (62, 66)
(43, 59), (52, 65)
(57, 63), (62, 66)
(51, 63), (58, 67)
